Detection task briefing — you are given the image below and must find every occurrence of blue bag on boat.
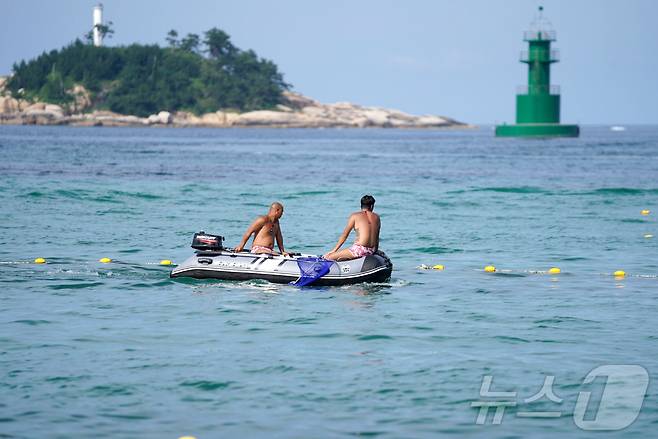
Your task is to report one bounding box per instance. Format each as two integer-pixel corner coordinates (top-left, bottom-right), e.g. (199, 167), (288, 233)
(291, 257), (333, 286)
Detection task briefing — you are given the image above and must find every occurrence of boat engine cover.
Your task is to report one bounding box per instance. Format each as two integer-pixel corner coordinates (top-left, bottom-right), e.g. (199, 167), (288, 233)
(191, 232), (225, 251)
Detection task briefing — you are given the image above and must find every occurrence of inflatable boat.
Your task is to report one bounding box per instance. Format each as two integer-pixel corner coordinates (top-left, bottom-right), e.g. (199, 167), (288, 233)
(170, 232), (393, 286)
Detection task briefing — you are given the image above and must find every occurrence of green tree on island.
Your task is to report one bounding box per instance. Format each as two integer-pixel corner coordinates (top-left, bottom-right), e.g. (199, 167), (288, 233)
(7, 27), (290, 117)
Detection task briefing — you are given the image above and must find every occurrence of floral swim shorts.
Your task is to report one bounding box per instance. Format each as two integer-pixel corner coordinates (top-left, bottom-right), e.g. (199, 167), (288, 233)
(348, 244), (375, 258)
(251, 245), (274, 254)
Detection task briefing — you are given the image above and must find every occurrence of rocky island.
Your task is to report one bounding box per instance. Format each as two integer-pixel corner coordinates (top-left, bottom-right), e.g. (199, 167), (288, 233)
(0, 28), (467, 129)
(0, 84), (464, 129)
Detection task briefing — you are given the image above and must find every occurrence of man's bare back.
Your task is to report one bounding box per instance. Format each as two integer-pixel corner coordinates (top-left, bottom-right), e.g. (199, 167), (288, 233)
(353, 210), (380, 248)
(324, 195), (380, 261)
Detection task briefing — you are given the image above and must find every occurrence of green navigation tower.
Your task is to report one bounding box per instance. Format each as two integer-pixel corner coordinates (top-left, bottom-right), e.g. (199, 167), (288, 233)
(496, 7), (579, 137)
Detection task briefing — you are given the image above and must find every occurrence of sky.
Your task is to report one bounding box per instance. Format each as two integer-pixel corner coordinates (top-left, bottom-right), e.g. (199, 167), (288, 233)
(2, 0), (657, 125)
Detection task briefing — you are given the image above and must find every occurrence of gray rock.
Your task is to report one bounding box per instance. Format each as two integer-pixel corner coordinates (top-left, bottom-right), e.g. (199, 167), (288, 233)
(0, 96), (20, 114)
(0, 89), (468, 129)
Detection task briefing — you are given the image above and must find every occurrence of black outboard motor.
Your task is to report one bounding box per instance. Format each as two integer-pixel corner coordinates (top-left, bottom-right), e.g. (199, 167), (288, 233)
(191, 231), (225, 251)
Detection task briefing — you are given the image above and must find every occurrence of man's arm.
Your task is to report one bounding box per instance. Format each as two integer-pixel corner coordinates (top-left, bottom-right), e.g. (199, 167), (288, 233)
(275, 223), (288, 256)
(329, 215), (355, 253)
(234, 217), (265, 252)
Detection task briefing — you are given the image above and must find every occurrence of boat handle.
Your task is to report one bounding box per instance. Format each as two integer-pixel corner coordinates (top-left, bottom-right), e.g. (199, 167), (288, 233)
(198, 258), (213, 265)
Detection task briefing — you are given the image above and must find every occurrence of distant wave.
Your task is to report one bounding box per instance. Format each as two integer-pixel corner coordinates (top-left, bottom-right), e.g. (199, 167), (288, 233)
(473, 186), (550, 194)
(24, 190), (47, 198)
(448, 186), (550, 195)
(285, 189), (338, 198)
(11, 319), (53, 326)
(108, 190), (164, 200)
(180, 380), (234, 391)
(446, 186), (658, 196)
(22, 188), (164, 202)
(401, 246), (463, 254)
(47, 282), (106, 290)
(293, 190), (336, 196)
(586, 187), (658, 195)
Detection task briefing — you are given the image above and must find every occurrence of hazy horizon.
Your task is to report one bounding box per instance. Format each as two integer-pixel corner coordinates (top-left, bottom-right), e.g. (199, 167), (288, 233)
(2, 0), (657, 125)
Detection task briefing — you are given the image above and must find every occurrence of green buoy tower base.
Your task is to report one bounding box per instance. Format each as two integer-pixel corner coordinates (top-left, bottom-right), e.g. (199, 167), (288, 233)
(496, 6), (579, 138)
(496, 123), (579, 137)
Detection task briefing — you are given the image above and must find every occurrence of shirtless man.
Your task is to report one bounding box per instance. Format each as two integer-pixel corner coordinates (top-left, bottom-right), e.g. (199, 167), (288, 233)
(234, 202), (289, 256)
(324, 195), (380, 261)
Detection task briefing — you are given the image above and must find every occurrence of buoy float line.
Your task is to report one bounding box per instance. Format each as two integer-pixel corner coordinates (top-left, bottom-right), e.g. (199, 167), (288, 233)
(2, 258), (655, 281)
(0, 258), (176, 267)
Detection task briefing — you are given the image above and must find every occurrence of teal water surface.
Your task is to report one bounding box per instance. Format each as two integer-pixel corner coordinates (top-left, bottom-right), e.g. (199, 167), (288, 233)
(1, 125), (657, 438)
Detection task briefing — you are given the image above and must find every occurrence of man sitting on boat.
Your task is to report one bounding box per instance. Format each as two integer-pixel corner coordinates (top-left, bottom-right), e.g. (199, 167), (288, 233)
(234, 202), (290, 256)
(324, 195), (380, 261)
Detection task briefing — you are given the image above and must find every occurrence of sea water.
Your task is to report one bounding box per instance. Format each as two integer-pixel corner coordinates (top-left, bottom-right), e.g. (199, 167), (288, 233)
(0, 125), (657, 438)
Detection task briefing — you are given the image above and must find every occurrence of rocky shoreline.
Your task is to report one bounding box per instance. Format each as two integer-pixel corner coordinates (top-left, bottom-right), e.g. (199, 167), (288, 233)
(0, 78), (468, 129)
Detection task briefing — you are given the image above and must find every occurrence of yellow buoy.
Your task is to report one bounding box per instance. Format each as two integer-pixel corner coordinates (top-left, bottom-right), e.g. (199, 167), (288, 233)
(548, 267), (561, 274)
(484, 265), (496, 273)
(613, 270), (626, 277)
(644, 234), (654, 238)
(99, 257), (112, 263)
(641, 209), (650, 216)
(34, 257), (46, 264)
(432, 264), (445, 270)
(160, 259), (173, 266)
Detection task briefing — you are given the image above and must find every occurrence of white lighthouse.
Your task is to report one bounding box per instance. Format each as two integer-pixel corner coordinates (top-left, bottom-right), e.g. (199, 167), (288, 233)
(93, 4), (104, 47)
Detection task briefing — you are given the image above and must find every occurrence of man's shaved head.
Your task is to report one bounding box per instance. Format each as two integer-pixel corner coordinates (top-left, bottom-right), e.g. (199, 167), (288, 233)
(269, 201), (284, 219)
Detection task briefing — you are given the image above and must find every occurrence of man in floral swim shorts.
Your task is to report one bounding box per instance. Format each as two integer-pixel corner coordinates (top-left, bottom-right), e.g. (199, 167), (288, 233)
(324, 195), (380, 261)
